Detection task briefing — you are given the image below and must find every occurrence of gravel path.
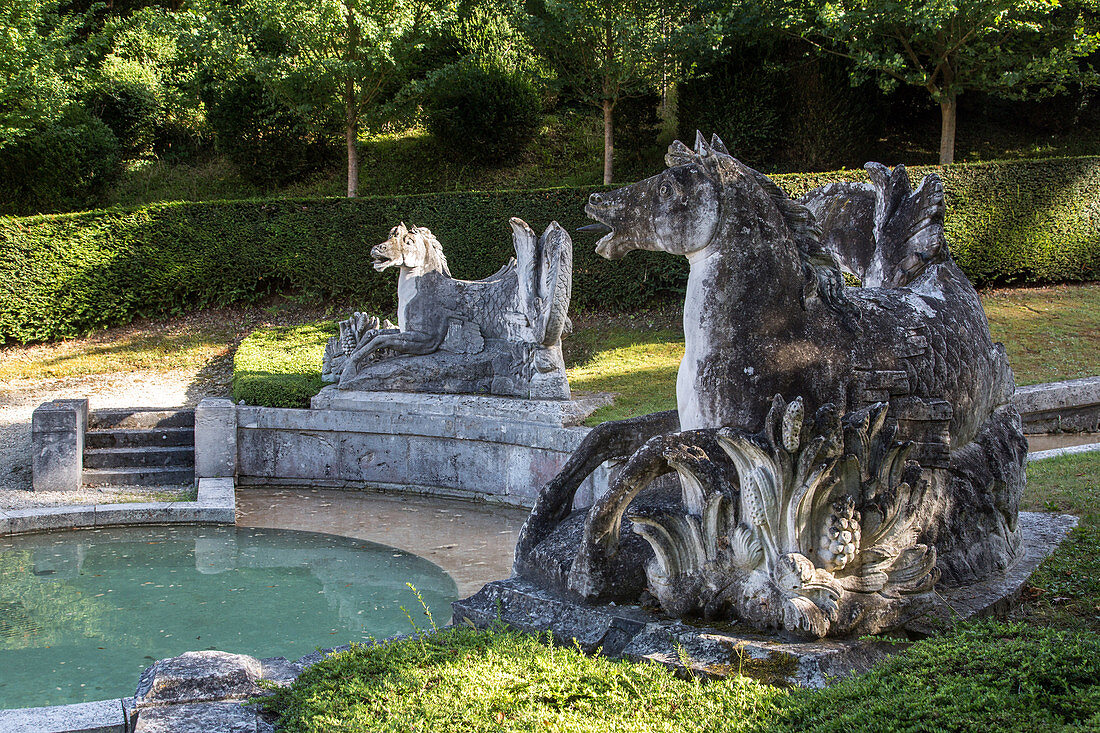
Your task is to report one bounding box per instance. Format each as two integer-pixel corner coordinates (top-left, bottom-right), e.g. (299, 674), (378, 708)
(0, 369), (230, 510)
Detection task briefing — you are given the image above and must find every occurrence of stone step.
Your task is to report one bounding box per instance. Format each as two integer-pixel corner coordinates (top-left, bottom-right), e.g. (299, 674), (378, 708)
(89, 408), (195, 430)
(84, 445), (195, 469)
(82, 466), (194, 487)
(85, 426), (195, 449)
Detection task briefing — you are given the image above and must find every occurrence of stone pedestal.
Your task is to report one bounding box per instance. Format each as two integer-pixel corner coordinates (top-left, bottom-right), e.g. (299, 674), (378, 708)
(195, 399), (237, 479)
(453, 512), (1078, 687)
(231, 389), (614, 507)
(31, 398), (88, 492)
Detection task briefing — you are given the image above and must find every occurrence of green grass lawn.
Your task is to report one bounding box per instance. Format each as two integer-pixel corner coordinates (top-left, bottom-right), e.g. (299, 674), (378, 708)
(258, 451), (1100, 732)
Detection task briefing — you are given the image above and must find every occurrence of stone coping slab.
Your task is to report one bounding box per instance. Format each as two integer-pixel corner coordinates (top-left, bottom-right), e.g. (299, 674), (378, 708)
(0, 698), (127, 733)
(1014, 375), (1100, 433)
(310, 387), (613, 428)
(452, 512), (1077, 688)
(0, 478), (234, 536)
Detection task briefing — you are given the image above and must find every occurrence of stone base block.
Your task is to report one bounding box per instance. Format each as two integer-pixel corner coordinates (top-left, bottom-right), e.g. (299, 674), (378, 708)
(232, 390), (615, 506)
(310, 387), (612, 428)
(453, 512), (1077, 688)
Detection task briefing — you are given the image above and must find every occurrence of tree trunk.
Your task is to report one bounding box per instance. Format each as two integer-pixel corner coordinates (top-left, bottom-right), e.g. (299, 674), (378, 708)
(602, 99), (614, 185)
(939, 94), (957, 166)
(346, 96), (359, 198)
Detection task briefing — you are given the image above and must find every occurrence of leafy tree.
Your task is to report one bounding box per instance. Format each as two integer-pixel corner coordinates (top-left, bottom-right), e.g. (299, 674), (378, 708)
(785, 0), (1100, 164)
(241, 0), (454, 197)
(0, 0), (88, 149)
(523, 0), (692, 184)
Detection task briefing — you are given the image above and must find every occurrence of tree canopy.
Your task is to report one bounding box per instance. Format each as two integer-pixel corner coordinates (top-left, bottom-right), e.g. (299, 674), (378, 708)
(783, 0), (1100, 163)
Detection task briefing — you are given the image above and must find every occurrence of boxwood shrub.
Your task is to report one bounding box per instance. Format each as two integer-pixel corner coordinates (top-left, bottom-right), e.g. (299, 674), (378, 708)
(231, 322), (334, 408)
(2, 156), (1098, 344)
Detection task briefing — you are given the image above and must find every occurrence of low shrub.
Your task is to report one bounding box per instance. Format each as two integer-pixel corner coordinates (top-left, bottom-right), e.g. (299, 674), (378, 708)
(0, 108), (122, 216)
(2, 156), (1098, 343)
(424, 62), (542, 162)
(231, 322), (334, 408)
(203, 74), (332, 188)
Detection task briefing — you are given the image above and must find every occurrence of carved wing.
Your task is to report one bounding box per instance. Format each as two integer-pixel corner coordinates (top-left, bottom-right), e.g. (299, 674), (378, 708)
(799, 163), (947, 290)
(510, 217), (538, 318)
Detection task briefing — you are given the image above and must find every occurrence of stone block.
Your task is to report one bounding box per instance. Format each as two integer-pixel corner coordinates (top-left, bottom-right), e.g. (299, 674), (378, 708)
(132, 702), (270, 733)
(31, 399), (88, 492)
(198, 477), (235, 508)
(0, 697), (125, 733)
(134, 651), (263, 707)
(195, 399), (237, 479)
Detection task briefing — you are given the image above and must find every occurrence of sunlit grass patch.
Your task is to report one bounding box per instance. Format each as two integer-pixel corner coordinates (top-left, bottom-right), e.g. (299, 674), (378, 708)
(0, 320), (240, 381)
(981, 283), (1100, 386)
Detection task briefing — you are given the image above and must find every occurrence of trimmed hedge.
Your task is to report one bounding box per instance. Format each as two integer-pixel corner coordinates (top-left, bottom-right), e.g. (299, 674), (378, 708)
(3, 156), (1099, 344)
(231, 322), (333, 408)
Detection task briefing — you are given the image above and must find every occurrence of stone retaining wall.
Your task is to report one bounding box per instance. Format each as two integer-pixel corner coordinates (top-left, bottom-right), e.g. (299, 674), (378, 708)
(199, 389), (615, 508)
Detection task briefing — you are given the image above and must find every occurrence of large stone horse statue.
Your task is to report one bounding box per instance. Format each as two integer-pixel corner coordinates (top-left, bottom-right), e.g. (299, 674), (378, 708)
(513, 133), (1026, 639)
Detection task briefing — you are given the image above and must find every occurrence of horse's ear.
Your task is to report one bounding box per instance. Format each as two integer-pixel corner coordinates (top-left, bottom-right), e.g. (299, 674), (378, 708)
(397, 222), (408, 237)
(710, 134), (730, 156)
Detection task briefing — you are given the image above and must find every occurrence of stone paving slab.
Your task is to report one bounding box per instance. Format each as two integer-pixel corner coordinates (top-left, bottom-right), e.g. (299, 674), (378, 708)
(132, 702), (272, 733)
(0, 698), (125, 733)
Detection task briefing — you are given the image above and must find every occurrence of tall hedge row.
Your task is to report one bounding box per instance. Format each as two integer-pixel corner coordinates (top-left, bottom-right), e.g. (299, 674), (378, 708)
(2, 156), (1098, 344)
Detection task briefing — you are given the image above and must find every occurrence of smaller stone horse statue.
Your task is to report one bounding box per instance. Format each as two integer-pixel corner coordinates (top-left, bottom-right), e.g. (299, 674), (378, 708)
(323, 219), (573, 400)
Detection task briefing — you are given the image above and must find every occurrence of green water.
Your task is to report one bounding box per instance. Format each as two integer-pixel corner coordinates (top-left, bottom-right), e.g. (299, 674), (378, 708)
(0, 525), (457, 710)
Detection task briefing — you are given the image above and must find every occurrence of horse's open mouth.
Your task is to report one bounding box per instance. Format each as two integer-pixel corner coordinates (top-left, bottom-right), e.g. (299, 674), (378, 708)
(582, 205), (619, 259)
(371, 247), (400, 271)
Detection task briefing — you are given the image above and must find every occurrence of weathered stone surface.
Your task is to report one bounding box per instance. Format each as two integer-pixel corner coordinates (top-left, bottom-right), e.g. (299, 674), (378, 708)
(233, 397), (610, 505)
(1013, 376), (1100, 433)
(453, 577), (897, 688)
(195, 398), (237, 478)
(325, 220), (574, 400)
(132, 702), (271, 733)
(459, 512), (1073, 686)
(0, 698), (124, 733)
(134, 651), (263, 706)
(514, 134), (1028, 639)
(31, 398), (88, 492)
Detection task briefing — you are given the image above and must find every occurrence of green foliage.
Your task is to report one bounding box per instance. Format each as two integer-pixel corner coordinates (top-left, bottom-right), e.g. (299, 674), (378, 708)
(260, 620), (1100, 732)
(204, 74), (332, 187)
(232, 321), (334, 407)
(780, 0), (1100, 162)
(522, 0), (693, 182)
(3, 156), (1099, 343)
(260, 623), (785, 732)
(89, 56), (163, 156)
(0, 0), (88, 149)
(0, 107), (122, 215)
(776, 622), (1100, 732)
(424, 62), (542, 162)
